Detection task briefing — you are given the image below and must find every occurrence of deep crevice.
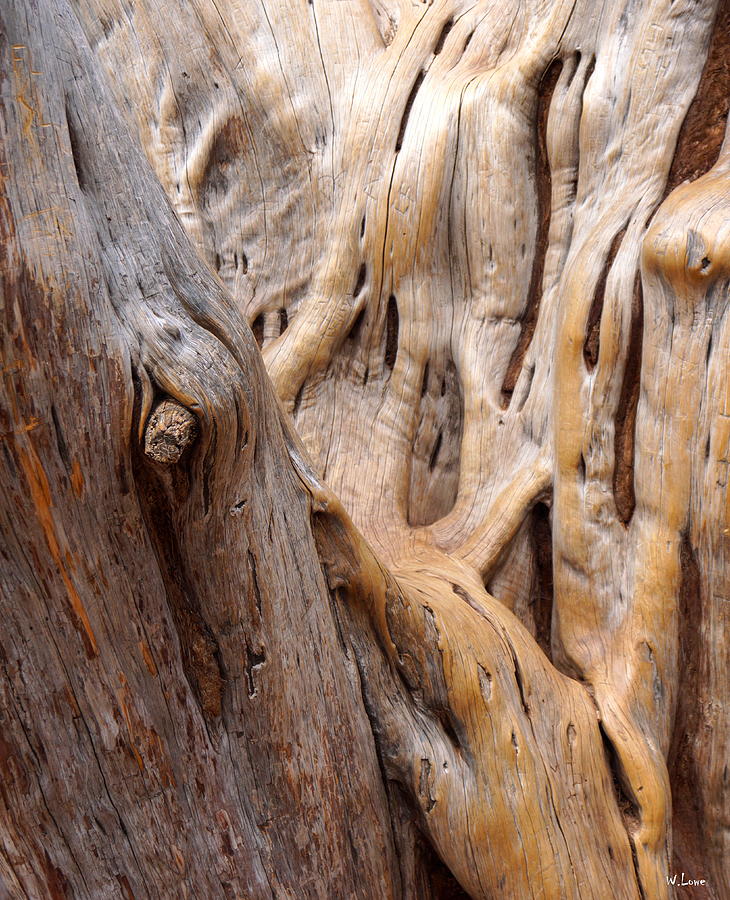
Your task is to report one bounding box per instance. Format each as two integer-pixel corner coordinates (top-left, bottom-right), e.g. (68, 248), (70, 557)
(511, 655), (530, 717)
(613, 272), (643, 525)
(65, 105), (87, 191)
(292, 382), (305, 416)
(583, 227), (627, 371)
(578, 452), (586, 481)
(385, 295), (399, 369)
(433, 19), (453, 55)
(500, 58), (563, 406)
(416, 831), (471, 899)
(395, 72), (425, 152)
(418, 758), (437, 812)
(428, 431), (443, 472)
(50, 404), (71, 472)
(421, 360), (430, 397)
(247, 549), (262, 618)
(251, 313), (264, 347)
(531, 502), (553, 660)
(667, 534), (710, 896)
(278, 307), (289, 335)
(353, 262), (367, 298)
(664, 0), (730, 194)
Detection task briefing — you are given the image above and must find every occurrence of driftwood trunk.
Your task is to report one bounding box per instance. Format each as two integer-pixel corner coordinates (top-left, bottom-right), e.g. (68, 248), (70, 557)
(1, 0), (729, 897)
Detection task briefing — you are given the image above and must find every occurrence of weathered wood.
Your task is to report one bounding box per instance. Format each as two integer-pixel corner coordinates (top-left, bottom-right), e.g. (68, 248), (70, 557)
(0, 4), (399, 897)
(2, 0), (729, 897)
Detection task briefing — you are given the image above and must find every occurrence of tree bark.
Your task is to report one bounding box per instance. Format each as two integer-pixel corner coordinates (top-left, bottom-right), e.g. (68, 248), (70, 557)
(1, 0), (728, 898)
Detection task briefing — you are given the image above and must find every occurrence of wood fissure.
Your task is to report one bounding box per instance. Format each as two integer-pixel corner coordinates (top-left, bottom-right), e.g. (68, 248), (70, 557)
(665, 0), (730, 195)
(583, 226), (627, 371)
(613, 272), (643, 526)
(501, 57), (563, 407)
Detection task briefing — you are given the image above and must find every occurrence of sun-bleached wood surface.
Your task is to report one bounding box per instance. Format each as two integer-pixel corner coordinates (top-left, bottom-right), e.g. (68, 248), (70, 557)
(1, 0), (729, 897)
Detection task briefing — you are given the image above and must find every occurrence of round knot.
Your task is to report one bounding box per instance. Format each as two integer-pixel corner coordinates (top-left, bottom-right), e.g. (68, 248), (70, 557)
(144, 399), (198, 464)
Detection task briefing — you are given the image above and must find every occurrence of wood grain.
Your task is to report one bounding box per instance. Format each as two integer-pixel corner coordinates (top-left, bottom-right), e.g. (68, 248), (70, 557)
(1, 0), (729, 897)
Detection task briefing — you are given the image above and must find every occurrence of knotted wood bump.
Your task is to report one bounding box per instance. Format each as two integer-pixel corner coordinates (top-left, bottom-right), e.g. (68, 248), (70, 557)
(144, 398), (198, 464)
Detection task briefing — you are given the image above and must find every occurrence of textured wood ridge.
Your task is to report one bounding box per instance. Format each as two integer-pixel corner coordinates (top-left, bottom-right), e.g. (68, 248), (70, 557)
(1, 0), (729, 898)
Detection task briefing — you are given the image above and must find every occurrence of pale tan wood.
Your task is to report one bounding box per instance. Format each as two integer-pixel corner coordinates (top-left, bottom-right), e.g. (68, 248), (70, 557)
(2, 0), (729, 897)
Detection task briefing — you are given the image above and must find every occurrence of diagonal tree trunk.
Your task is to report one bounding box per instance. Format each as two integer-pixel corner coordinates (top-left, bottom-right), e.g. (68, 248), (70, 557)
(1, 0), (728, 898)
